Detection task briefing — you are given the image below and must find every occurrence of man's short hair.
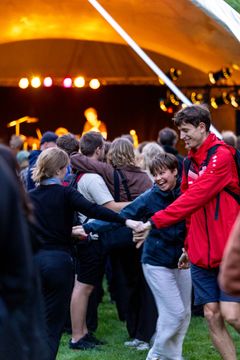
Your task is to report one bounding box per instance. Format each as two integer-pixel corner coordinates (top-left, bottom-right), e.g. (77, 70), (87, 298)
(57, 134), (79, 156)
(158, 127), (178, 146)
(172, 104), (211, 131)
(79, 131), (104, 156)
(149, 153), (178, 176)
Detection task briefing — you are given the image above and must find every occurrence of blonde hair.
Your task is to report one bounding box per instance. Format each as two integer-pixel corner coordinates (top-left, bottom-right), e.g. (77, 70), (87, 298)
(107, 137), (135, 167)
(141, 142), (164, 170)
(32, 147), (69, 183)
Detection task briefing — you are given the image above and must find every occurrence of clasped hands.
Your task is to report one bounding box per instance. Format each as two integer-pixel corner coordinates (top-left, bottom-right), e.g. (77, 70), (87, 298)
(72, 225), (88, 240)
(126, 220), (152, 248)
(71, 220), (151, 247)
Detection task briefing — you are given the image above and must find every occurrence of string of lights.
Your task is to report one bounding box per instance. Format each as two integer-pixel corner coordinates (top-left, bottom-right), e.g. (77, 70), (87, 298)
(18, 76), (101, 89)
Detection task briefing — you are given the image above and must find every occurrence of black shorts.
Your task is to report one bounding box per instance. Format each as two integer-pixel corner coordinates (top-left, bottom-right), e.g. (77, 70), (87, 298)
(75, 240), (104, 286)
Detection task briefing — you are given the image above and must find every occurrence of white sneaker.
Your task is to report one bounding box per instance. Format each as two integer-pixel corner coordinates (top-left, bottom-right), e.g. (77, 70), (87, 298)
(124, 338), (143, 347)
(146, 352), (159, 360)
(136, 342), (150, 351)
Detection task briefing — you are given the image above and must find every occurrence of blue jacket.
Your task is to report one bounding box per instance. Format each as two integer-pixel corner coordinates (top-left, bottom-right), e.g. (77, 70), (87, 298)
(84, 181), (186, 268)
(27, 150), (41, 191)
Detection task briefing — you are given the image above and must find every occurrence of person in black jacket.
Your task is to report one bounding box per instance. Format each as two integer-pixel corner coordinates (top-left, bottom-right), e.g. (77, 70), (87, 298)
(29, 147), (140, 360)
(0, 147), (48, 360)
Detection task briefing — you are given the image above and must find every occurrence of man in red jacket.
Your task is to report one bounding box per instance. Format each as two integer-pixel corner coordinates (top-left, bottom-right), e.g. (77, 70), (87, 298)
(134, 105), (240, 360)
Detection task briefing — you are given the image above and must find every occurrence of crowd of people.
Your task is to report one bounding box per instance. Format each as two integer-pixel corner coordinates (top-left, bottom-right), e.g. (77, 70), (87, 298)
(1, 104), (240, 360)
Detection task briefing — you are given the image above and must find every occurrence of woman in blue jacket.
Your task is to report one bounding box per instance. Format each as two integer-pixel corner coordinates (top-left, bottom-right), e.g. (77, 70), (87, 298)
(81, 153), (192, 360)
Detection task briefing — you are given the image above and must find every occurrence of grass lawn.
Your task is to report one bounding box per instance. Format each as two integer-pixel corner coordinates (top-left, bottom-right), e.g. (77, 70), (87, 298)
(57, 291), (240, 360)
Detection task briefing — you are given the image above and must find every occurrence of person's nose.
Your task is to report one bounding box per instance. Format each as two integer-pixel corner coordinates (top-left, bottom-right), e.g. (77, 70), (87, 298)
(154, 174), (162, 181)
(180, 131), (185, 140)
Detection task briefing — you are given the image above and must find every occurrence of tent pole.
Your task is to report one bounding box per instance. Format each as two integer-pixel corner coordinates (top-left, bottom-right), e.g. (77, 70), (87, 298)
(88, 0), (221, 138)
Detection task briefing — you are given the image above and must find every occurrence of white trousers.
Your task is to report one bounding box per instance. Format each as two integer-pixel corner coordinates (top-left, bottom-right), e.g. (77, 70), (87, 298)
(143, 264), (192, 360)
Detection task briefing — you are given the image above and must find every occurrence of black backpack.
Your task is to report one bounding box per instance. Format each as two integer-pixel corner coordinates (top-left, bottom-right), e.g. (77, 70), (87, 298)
(183, 144), (240, 205)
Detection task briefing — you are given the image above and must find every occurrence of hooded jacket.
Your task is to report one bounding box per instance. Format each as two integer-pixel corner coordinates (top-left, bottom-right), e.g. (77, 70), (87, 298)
(70, 153), (152, 201)
(151, 133), (240, 269)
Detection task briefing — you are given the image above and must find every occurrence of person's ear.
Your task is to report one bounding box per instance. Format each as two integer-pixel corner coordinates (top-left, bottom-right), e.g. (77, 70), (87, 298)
(173, 168), (178, 177)
(199, 122), (207, 133)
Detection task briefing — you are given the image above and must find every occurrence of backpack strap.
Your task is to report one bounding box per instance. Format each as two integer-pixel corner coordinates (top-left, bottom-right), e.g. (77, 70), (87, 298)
(117, 169), (132, 201)
(204, 144), (220, 165)
(183, 157), (191, 176)
(204, 145), (240, 204)
(69, 171), (85, 188)
(113, 169), (120, 202)
(113, 168), (132, 202)
(183, 144), (240, 205)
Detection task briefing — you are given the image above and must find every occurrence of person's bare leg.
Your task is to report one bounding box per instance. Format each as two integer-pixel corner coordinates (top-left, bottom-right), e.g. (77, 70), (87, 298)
(204, 302), (237, 360)
(70, 279), (94, 342)
(221, 302), (240, 333)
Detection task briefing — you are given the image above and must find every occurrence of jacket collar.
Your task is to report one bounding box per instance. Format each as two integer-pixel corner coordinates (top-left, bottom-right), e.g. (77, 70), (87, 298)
(188, 133), (225, 166)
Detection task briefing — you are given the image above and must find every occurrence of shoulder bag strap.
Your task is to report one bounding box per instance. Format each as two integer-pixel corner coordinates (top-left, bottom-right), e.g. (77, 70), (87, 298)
(116, 169), (133, 201)
(113, 168), (120, 202)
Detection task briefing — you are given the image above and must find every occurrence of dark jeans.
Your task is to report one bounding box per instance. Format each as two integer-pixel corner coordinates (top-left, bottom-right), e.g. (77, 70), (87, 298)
(35, 250), (74, 360)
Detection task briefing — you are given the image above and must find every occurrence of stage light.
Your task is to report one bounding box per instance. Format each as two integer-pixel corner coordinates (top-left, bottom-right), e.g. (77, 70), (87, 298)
(222, 91), (233, 105)
(63, 77), (72, 88)
(158, 77), (165, 85)
(19, 78), (29, 89)
(208, 67), (232, 84)
(159, 99), (174, 113)
(167, 67), (182, 81)
(89, 78), (101, 89)
(31, 77), (41, 88)
(43, 77), (53, 87)
(169, 93), (180, 106)
(210, 95), (225, 109)
(232, 64), (240, 71)
(191, 92), (204, 104)
(74, 76), (85, 88)
(231, 94), (240, 108)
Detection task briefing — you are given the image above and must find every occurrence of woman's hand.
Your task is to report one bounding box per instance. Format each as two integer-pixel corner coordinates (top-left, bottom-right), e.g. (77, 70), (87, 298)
(72, 225), (88, 239)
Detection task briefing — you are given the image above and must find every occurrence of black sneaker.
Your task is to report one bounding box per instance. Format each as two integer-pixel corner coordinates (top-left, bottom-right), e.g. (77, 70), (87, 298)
(69, 336), (96, 350)
(85, 333), (107, 345)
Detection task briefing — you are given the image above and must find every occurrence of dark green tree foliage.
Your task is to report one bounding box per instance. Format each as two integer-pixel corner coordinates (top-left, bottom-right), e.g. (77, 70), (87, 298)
(225, 0), (240, 13)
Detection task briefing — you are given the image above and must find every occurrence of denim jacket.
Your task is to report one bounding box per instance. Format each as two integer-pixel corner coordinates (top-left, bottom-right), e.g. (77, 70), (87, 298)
(83, 180), (186, 268)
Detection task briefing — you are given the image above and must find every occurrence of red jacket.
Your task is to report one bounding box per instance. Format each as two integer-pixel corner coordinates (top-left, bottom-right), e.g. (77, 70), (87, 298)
(151, 133), (240, 269)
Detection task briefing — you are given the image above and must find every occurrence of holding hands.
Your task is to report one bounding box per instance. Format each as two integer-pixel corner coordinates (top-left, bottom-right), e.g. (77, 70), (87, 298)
(72, 225), (88, 240)
(125, 219), (152, 233)
(178, 248), (190, 269)
(125, 219), (144, 231)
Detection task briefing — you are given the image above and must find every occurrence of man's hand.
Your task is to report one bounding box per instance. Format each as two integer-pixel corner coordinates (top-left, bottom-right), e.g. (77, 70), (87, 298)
(178, 248), (190, 269)
(135, 220), (152, 233)
(72, 225), (88, 240)
(133, 228), (150, 248)
(125, 219), (144, 231)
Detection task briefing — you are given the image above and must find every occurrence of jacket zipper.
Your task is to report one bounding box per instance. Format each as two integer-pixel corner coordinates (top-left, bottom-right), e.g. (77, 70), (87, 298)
(203, 208), (211, 268)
